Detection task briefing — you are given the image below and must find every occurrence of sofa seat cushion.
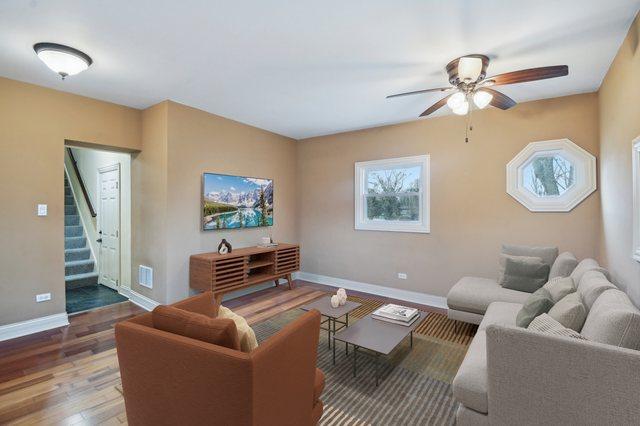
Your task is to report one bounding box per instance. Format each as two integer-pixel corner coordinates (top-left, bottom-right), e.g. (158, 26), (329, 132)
(314, 368), (325, 404)
(453, 302), (521, 414)
(447, 277), (530, 315)
(581, 289), (640, 350)
(478, 302), (522, 331)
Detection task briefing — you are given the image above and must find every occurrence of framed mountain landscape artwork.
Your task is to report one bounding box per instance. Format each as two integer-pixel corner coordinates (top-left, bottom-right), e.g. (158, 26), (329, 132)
(202, 173), (273, 230)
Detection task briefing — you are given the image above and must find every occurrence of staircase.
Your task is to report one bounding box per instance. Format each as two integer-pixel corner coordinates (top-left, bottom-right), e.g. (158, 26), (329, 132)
(65, 175), (99, 289)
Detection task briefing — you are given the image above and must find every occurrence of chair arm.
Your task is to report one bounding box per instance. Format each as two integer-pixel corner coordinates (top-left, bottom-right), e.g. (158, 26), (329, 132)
(251, 310), (321, 426)
(485, 324), (640, 425)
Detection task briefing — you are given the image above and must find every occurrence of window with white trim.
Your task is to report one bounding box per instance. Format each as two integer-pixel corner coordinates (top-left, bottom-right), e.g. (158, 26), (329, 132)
(506, 139), (596, 212)
(355, 155), (430, 233)
(632, 136), (640, 261)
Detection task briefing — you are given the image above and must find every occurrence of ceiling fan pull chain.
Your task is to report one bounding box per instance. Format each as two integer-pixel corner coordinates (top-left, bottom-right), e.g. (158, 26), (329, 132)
(465, 108), (473, 143)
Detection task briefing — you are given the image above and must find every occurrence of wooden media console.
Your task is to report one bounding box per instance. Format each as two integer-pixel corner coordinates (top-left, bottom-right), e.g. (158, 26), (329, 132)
(189, 243), (300, 304)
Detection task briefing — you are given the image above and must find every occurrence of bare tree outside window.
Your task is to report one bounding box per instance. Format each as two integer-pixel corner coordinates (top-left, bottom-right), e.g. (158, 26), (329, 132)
(365, 166), (420, 221)
(523, 155), (575, 197)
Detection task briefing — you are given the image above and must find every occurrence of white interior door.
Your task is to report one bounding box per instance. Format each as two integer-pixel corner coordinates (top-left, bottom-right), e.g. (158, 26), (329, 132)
(98, 164), (120, 290)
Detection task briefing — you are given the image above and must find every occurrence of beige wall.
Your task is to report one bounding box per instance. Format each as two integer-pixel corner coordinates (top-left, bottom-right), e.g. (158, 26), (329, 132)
(297, 94), (600, 298)
(0, 77), (141, 326)
(131, 102), (169, 302)
(164, 102), (298, 302)
(598, 16), (640, 305)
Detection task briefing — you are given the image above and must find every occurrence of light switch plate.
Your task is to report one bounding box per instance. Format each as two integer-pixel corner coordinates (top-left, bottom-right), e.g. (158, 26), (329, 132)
(37, 204), (47, 216)
(397, 273), (407, 280)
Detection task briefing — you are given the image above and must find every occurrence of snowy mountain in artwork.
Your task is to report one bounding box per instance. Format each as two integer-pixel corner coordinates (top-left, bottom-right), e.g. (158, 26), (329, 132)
(202, 174), (273, 230)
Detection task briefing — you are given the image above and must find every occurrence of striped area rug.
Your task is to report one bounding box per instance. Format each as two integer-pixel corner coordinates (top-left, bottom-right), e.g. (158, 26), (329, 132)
(252, 296), (477, 425)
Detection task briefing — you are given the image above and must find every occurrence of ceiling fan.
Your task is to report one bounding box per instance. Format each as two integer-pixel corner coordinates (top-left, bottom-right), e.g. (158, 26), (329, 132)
(387, 55), (568, 117)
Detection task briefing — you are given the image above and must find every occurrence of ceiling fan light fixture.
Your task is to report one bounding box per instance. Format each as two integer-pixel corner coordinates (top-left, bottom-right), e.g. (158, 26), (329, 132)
(458, 57), (483, 82)
(33, 42), (92, 79)
(452, 100), (469, 116)
(446, 92), (466, 110)
(473, 90), (493, 109)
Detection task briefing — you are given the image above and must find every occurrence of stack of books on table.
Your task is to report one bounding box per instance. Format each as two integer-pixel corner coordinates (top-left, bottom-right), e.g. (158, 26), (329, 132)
(372, 304), (419, 326)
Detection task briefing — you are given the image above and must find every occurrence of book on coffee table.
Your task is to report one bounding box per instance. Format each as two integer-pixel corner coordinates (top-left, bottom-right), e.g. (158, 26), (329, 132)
(372, 304), (419, 326)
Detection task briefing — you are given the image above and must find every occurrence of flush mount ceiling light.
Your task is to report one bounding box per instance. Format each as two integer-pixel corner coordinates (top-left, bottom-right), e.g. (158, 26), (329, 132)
(33, 42), (92, 80)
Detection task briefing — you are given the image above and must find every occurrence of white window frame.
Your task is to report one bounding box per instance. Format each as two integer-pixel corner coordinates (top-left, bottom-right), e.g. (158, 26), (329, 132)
(506, 139), (596, 212)
(632, 136), (640, 261)
(354, 155), (430, 233)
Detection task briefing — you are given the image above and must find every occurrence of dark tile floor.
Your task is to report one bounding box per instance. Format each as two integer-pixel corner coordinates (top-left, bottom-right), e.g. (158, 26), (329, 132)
(66, 285), (128, 314)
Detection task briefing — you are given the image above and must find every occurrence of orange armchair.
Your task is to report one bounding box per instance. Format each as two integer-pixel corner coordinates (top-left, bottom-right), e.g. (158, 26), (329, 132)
(115, 292), (324, 425)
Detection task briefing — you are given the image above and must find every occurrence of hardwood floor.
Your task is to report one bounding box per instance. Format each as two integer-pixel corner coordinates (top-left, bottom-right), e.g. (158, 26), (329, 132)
(0, 281), (439, 424)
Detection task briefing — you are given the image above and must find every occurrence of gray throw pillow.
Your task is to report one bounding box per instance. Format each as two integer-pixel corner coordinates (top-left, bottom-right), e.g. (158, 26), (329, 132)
(499, 254), (550, 292)
(527, 313), (587, 340)
(516, 287), (555, 328)
(549, 252), (578, 279)
(543, 276), (575, 302)
(548, 292), (587, 331)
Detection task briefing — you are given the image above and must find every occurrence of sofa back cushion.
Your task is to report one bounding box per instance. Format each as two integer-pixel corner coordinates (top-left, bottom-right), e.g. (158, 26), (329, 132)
(152, 305), (241, 350)
(499, 254), (550, 292)
(570, 258), (610, 284)
(502, 244), (558, 269)
(581, 289), (640, 350)
(577, 270), (617, 310)
(548, 292), (587, 331)
(549, 252), (578, 279)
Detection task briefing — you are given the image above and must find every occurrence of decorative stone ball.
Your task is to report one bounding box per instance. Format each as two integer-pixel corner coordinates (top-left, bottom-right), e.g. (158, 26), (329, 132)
(337, 288), (347, 305)
(330, 295), (340, 308)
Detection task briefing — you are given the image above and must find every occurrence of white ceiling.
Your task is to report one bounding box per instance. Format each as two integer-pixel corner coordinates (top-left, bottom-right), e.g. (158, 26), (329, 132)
(1, 0), (639, 139)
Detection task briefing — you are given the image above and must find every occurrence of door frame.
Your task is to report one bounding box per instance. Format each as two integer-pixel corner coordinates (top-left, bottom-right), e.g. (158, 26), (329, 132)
(97, 163), (121, 290)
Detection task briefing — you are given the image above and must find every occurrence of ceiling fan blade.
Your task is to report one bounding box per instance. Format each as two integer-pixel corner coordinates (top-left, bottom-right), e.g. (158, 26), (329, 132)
(483, 88), (517, 110)
(486, 65), (568, 86)
(387, 87), (453, 99)
(419, 95), (451, 117)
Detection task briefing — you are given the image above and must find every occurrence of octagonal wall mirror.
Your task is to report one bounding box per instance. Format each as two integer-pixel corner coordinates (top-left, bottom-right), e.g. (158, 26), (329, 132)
(506, 139), (596, 212)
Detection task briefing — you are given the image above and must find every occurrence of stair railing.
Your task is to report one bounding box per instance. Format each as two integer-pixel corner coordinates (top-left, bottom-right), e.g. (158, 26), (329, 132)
(67, 148), (97, 218)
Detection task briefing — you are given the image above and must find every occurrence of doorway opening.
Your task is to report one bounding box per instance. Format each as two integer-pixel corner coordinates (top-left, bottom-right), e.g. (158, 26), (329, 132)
(64, 143), (132, 314)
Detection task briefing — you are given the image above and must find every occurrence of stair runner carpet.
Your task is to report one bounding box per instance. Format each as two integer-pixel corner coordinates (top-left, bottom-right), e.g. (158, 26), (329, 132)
(64, 176), (99, 290)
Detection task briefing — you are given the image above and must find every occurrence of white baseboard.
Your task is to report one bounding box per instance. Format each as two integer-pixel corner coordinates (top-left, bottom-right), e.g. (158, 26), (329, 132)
(0, 312), (69, 342)
(295, 271), (448, 310)
(120, 287), (160, 311)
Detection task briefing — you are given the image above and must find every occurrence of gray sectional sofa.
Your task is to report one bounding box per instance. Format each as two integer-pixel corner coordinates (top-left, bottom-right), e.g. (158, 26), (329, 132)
(447, 255), (640, 425)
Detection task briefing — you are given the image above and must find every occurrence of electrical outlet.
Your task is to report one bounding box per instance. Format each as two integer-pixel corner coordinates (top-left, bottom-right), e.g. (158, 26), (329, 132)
(36, 293), (51, 302)
(37, 204), (47, 216)
(397, 273), (407, 280)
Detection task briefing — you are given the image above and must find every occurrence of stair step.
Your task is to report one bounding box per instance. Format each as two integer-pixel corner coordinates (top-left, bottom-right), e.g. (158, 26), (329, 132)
(65, 259), (95, 276)
(65, 205), (77, 215)
(65, 225), (84, 238)
(64, 196), (74, 206)
(65, 247), (91, 261)
(65, 215), (80, 226)
(65, 236), (86, 249)
(65, 272), (99, 290)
